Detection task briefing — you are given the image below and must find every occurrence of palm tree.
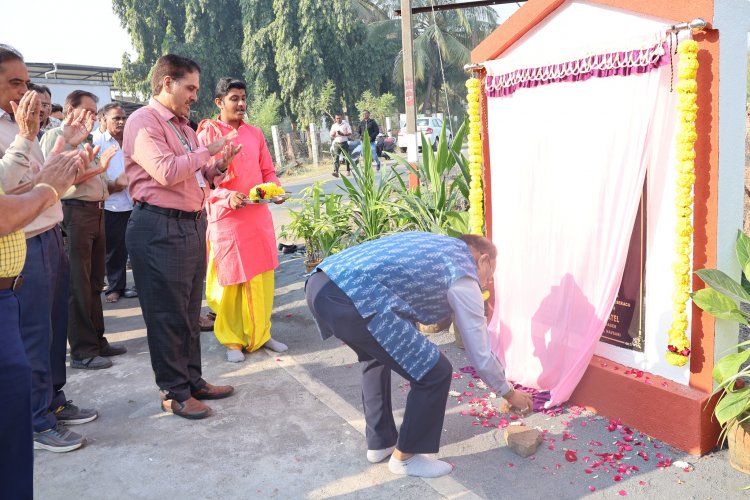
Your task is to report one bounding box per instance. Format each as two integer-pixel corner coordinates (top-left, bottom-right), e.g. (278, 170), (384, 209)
(379, 1), (499, 113)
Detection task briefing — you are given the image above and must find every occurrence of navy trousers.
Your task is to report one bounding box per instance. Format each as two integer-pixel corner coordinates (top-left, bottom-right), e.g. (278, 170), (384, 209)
(17, 227), (69, 433)
(104, 210), (131, 295)
(126, 205), (207, 402)
(305, 271), (452, 454)
(0, 290), (33, 499)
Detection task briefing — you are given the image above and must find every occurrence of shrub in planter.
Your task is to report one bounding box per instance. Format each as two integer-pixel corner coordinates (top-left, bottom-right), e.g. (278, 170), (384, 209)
(279, 181), (352, 269)
(692, 230), (750, 473)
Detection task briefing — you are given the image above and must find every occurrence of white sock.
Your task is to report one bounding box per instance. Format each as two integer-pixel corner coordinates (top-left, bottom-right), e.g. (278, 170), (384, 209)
(226, 349), (245, 363)
(367, 445), (396, 463)
(263, 338), (288, 353)
(388, 454), (453, 478)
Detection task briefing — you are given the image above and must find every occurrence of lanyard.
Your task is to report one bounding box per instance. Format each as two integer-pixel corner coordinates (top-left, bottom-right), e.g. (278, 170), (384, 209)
(166, 120), (193, 153)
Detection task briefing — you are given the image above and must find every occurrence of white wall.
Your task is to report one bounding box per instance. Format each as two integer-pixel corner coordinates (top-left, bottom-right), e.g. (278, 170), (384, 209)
(30, 78), (112, 108)
(712, 0), (750, 365)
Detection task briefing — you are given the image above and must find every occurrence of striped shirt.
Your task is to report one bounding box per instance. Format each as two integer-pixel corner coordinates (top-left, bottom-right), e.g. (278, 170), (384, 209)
(0, 184), (26, 277)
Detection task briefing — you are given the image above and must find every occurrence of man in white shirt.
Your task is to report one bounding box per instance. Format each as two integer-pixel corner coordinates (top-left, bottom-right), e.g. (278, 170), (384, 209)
(329, 113), (351, 177)
(93, 103), (134, 303)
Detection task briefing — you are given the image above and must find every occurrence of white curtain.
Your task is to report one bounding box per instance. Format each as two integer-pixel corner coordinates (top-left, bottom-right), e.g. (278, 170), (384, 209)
(485, 33), (678, 406)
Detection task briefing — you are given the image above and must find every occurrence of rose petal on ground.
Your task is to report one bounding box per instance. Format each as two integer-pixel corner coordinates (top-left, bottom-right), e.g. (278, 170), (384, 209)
(565, 450), (578, 462)
(589, 486), (596, 492)
(619, 490), (628, 496)
(614, 475), (622, 482)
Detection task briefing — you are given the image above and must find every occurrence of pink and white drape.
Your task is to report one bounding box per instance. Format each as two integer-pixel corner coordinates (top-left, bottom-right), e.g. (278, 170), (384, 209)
(485, 33), (674, 406)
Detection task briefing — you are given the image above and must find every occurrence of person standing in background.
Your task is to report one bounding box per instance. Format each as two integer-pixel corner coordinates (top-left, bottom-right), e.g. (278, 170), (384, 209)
(93, 102), (136, 303)
(40, 90), (124, 371)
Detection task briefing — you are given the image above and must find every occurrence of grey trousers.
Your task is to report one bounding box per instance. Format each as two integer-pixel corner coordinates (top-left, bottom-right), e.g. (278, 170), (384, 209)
(305, 271), (452, 453)
(125, 205), (207, 402)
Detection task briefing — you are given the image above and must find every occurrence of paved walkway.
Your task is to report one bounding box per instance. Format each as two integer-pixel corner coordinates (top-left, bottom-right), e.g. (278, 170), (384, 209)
(34, 253), (750, 499)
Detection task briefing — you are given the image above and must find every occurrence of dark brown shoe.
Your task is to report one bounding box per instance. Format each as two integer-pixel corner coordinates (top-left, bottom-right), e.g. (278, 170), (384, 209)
(192, 383), (234, 400)
(161, 397), (213, 420)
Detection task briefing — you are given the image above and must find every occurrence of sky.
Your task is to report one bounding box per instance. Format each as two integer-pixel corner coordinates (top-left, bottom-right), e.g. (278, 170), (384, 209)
(1, 0), (520, 69)
(2, 0), (136, 67)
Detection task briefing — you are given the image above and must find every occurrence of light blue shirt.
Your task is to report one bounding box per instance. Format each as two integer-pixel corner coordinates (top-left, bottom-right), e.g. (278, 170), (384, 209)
(94, 131), (132, 212)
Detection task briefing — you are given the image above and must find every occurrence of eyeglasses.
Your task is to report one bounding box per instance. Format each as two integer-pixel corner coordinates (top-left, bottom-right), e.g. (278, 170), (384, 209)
(40, 103), (51, 109)
(109, 117), (127, 122)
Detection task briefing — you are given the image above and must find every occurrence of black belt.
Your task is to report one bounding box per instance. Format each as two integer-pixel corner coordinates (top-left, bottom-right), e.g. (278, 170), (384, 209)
(135, 201), (203, 220)
(62, 199), (104, 209)
(0, 275), (23, 291)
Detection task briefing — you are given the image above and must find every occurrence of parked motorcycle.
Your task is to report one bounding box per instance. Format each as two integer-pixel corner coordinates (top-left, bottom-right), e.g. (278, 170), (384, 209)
(376, 132), (397, 160)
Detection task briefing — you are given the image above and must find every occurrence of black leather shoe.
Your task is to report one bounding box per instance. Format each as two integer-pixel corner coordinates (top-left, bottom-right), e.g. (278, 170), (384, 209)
(100, 344), (127, 357)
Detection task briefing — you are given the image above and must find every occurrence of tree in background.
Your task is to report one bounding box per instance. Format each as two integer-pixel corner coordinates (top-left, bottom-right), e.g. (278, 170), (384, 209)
(246, 93), (283, 144)
(112, 0), (500, 129)
(113, 0), (245, 118)
(389, 1), (498, 114)
(355, 90), (397, 132)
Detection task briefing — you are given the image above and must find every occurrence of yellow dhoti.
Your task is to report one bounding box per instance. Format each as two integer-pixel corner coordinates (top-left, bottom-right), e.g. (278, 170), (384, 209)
(206, 248), (275, 352)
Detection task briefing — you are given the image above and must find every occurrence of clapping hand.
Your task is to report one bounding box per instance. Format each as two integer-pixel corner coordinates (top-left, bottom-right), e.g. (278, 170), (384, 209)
(62, 108), (96, 148)
(207, 129), (239, 156)
(74, 145), (117, 186)
(34, 136), (87, 196)
(11, 90), (41, 141)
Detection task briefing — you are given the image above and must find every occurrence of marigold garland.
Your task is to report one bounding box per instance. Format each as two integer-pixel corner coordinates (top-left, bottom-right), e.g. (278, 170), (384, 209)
(666, 39), (699, 367)
(465, 77), (484, 235)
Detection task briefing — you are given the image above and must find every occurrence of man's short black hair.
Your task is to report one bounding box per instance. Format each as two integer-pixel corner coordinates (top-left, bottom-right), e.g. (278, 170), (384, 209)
(151, 54), (201, 95)
(65, 90), (99, 109)
(100, 102), (124, 117)
(214, 77), (246, 100)
(0, 44), (24, 68)
(51, 104), (63, 113)
(29, 83), (51, 98)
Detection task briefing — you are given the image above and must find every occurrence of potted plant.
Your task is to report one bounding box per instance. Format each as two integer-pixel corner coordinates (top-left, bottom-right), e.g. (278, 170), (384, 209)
(691, 229), (750, 473)
(390, 120), (470, 237)
(280, 181), (352, 272)
(338, 134), (402, 244)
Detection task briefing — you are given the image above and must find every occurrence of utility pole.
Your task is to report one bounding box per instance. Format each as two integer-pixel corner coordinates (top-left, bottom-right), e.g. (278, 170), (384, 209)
(400, 0), (419, 164)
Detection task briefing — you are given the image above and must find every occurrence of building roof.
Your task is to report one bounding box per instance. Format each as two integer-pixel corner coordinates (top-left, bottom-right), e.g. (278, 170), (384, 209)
(26, 62), (119, 84)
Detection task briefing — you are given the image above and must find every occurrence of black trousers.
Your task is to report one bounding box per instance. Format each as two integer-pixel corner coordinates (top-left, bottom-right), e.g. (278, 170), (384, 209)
(61, 204), (107, 360)
(126, 205), (207, 402)
(305, 272), (452, 454)
(104, 210), (132, 295)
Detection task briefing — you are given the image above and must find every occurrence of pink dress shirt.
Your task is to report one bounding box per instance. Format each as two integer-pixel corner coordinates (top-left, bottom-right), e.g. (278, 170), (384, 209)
(197, 119), (280, 286)
(123, 98), (223, 212)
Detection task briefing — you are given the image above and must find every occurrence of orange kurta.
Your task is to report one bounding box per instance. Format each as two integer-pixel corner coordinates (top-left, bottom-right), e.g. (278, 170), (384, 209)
(197, 120), (280, 286)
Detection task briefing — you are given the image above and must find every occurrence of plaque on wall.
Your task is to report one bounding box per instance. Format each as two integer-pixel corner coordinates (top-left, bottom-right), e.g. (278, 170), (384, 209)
(600, 185), (646, 352)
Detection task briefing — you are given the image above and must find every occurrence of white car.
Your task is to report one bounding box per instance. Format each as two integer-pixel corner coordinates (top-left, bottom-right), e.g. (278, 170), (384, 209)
(397, 116), (452, 152)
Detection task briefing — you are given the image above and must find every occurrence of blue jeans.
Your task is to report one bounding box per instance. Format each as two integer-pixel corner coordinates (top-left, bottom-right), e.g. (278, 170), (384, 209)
(371, 141), (381, 168)
(17, 227), (69, 432)
(0, 289), (33, 499)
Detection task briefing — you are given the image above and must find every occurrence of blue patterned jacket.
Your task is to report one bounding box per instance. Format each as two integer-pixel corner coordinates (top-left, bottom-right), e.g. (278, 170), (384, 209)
(317, 232), (479, 380)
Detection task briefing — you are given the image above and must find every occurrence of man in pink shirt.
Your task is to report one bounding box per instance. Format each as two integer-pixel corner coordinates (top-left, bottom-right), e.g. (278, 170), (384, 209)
(123, 54), (240, 420)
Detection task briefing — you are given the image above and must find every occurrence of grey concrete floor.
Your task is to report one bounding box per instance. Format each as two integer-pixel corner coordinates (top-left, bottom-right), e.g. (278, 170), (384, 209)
(33, 211), (750, 499)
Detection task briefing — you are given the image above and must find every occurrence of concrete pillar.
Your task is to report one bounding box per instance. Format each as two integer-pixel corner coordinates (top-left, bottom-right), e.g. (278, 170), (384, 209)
(271, 125), (283, 166)
(309, 123), (319, 167)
